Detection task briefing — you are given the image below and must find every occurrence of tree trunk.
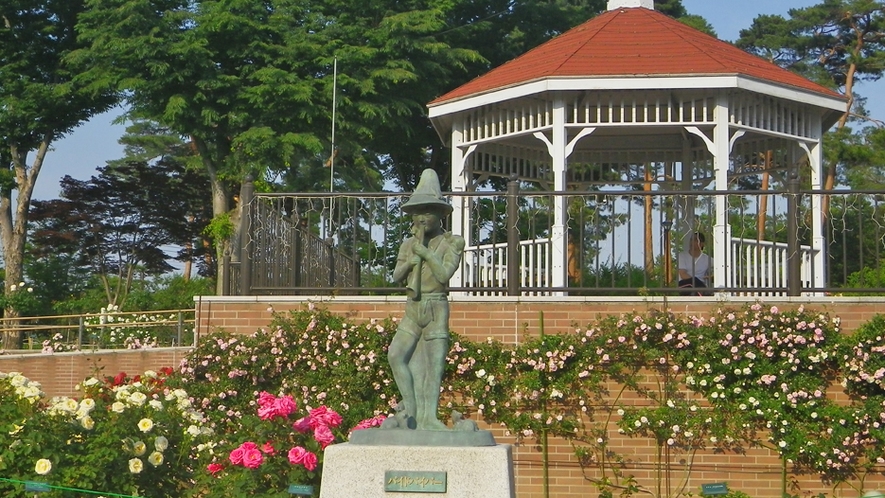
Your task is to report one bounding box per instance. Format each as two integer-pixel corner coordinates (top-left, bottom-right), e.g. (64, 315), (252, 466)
(822, 26), (862, 218)
(757, 151), (771, 240)
(192, 136), (232, 295)
(567, 237), (582, 284)
(0, 136), (50, 350)
(182, 248), (193, 281)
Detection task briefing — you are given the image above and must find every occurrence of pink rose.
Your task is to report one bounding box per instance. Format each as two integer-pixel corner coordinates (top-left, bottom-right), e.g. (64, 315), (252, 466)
(293, 416), (313, 433)
(313, 424), (335, 449)
(257, 391), (276, 408)
(229, 447), (245, 465)
(257, 392), (298, 420)
(231, 442), (261, 467)
(242, 447), (264, 469)
(274, 395), (297, 418)
(207, 462), (224, 475)
(309, 406), (343, 428)
(289, 447), (319, 471)
(353, 415), (388, 431)
(257, 404), (276, 420)
(261, 442), (275, 455)
(288, 446), (308, 465)
(302, 450), (318, 471)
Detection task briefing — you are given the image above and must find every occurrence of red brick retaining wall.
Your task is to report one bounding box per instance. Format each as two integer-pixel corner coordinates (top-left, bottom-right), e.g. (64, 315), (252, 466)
(193, 295), (884, 344)
(0, 348), (190, 397)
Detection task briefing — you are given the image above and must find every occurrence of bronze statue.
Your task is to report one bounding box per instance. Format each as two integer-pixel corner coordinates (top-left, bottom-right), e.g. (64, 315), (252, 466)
(388, 169), (465, 431)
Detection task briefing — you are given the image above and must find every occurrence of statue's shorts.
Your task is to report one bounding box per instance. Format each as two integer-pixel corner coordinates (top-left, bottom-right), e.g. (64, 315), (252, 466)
(401, 293), (449, 341)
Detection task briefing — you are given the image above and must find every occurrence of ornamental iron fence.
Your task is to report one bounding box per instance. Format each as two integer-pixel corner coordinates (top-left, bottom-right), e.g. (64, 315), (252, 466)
(227, 177), (885, 297)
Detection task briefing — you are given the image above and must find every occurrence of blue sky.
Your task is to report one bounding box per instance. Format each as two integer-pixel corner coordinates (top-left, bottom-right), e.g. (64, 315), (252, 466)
(38, 1), (882, 200)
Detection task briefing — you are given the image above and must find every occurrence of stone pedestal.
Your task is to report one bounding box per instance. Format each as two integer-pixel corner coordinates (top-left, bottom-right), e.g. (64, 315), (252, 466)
(319, 443), (515, 498)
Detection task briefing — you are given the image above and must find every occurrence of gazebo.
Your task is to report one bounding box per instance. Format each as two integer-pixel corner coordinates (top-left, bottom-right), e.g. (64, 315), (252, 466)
(427, 0), (846, 296)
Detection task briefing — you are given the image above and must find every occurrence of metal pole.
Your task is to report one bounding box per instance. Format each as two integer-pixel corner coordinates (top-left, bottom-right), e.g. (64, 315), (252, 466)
(330, 57), (337, 193)
(177, 311), (184, 347)
(506, 175), (520, 296)
(324, 57), (338, 241)
(787, 170), (801, 295)
(239, 175), (255, 296)
(662, 220), (673, 285)
(78, 316), (84, 350)
(221, 253), (231, 296)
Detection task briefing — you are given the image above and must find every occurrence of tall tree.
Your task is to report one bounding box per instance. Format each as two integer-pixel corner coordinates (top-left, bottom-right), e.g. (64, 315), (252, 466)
(0, 0), (118, 348)
(71, 0), (484, 292)
(105, 120), (215, 279)
(658, 0), (716, 36)
(737, 0), (885, 192)
(29, 159), (210, 307)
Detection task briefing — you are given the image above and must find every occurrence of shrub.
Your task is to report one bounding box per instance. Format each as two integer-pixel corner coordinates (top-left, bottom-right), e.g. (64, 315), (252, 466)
(0, 369), (211, 498)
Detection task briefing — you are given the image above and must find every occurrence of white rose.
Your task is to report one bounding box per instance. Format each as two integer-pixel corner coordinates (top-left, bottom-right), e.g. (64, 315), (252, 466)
(129, 458), (144, 474)
(78, 398), (96, 413)
(35, 458), (52, 475)
(148, 451), (164, 467)
(154, 436), (169, 452)
(137, 418), (154, 433)
(129, 392), (148, 406)
(80, 416), (95, 430)
(56, 398), (78, 413)
(133, 440), (147, 456)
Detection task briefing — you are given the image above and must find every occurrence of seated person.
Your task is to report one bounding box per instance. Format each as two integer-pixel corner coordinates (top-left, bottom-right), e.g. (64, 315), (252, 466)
(677, 232), (711, 294)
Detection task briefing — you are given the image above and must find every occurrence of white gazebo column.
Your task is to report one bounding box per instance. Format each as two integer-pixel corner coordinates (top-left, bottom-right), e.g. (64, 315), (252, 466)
(801, 132), (826, 293)
(450, 119), (470, 293)
(712, 94), (731, 292)
(550, 97), (568, 295)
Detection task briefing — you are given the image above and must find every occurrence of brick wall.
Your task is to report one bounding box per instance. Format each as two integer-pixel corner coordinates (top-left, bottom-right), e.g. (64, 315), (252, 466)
(0, 348), (191, 397)
(7, 295), (885, 497)
(193, 294), (884, 343)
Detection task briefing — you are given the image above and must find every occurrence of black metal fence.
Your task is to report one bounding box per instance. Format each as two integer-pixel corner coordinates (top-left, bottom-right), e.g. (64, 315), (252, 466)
(226, 177), (885, 297)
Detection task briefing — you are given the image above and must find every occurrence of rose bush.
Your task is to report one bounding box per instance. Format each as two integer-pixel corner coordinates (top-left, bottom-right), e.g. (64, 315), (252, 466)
(188, 391), (354, 497)
(0, 369), (211, 498)
(174, 305), (400, 434)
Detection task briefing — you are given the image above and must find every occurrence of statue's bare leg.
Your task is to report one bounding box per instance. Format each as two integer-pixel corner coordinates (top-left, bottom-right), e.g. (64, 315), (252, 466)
(388, 329), (419, 429)
(416, 337), (449, 430)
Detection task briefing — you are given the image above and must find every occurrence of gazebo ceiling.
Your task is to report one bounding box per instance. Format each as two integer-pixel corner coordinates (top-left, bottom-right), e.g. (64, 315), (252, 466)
(428, 6), (846, 136)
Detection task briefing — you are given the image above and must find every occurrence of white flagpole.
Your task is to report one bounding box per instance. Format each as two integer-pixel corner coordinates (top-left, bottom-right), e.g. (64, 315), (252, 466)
(330, 57), (337, 193)
(324, 57), (338, 241)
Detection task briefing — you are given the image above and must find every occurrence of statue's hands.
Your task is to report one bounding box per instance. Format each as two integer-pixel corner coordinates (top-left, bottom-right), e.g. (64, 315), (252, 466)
(412, 242), (430, 259)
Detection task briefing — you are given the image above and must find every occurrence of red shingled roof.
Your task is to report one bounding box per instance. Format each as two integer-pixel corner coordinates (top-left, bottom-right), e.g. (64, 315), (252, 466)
(429, 7), (841, 106)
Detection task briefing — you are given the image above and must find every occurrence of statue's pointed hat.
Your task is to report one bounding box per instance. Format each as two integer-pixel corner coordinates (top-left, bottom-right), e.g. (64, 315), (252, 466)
(402, 169), (453, 214)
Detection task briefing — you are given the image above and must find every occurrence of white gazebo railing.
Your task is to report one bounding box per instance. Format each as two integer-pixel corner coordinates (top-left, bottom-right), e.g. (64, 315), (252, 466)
(459, 236), (816, 297)
(462, 238), (552, 296)
(730, 237), (816, 296)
